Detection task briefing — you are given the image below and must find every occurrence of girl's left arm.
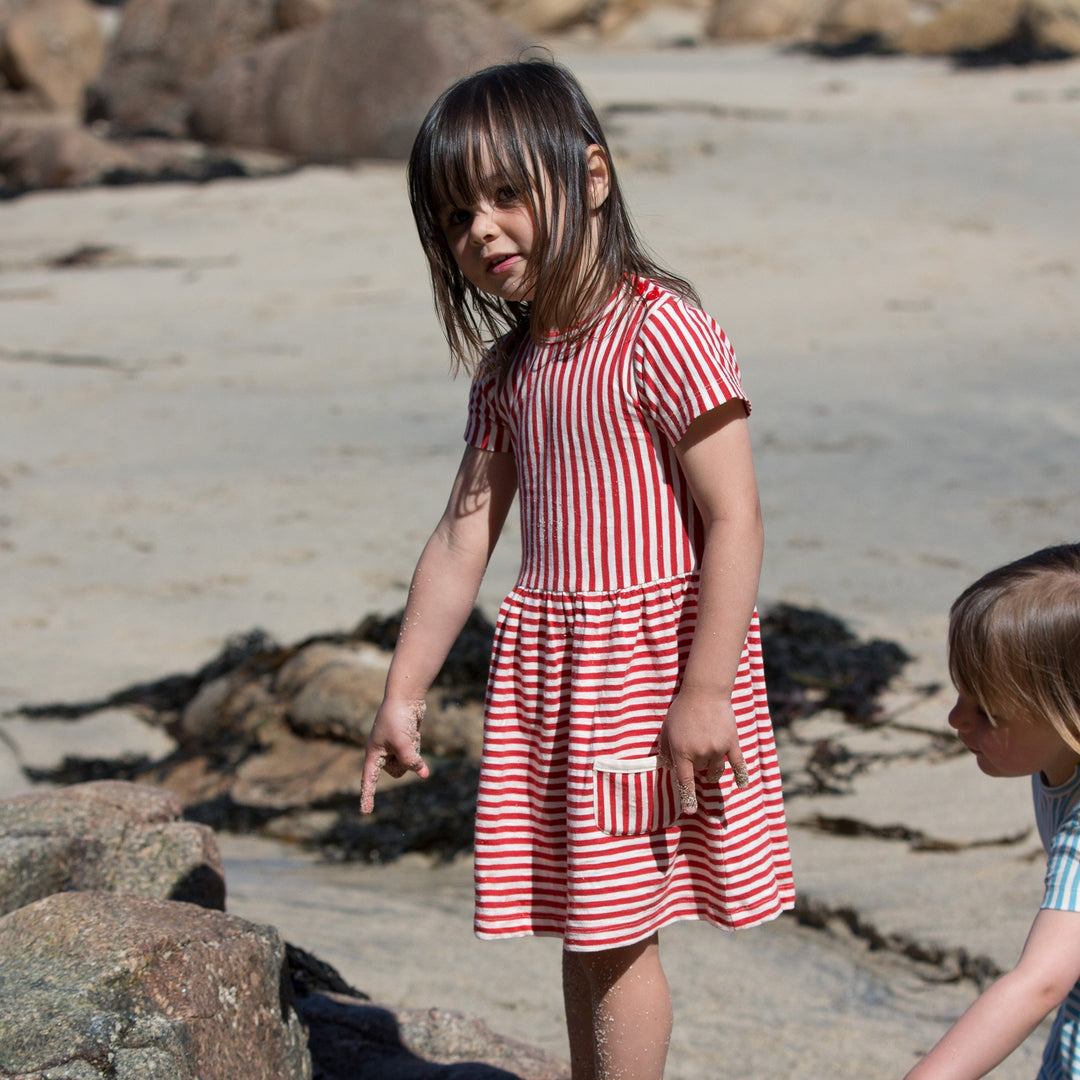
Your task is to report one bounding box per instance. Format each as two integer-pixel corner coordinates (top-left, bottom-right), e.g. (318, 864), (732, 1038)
(661, 398), (763, 808)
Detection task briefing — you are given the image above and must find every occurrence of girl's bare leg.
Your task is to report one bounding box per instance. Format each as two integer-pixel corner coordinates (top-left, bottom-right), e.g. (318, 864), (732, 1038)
(562, 934), (672, 1080)
(563, 947), (600, 1080)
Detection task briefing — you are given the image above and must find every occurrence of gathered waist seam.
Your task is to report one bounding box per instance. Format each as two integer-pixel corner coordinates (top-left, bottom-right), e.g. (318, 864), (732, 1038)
(507, 572), (698, 603)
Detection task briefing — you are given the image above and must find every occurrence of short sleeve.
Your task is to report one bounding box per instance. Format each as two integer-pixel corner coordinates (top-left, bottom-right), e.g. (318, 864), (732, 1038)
(1042, 810), (1080, 913)
(634, 294), (749, 446)
(463, 368), (514, 453)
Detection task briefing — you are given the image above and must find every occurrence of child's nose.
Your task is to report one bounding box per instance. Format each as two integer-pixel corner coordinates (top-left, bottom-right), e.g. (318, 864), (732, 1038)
(471, 204), (498, 243)
(947, 696), (968, 731)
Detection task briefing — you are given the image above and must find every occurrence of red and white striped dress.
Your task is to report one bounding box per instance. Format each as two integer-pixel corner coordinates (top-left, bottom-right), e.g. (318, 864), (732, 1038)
(464, 279), (795, 951)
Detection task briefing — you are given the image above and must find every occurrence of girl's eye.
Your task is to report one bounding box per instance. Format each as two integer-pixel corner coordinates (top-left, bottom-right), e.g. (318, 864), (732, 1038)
(495, 186), (519, 205)
(444, 208), (471, 229)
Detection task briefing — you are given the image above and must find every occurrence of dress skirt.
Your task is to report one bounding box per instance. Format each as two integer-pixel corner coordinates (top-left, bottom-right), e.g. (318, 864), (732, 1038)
(472, 573), (795, 952)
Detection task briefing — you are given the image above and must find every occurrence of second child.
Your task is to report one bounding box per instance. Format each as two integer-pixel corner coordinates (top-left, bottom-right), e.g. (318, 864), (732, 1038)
(906, 543), (1080, 1079)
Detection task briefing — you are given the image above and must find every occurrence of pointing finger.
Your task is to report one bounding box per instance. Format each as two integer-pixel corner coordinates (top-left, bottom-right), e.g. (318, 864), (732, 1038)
(675, 766), (698, 815)
(360, 747), (387, 815)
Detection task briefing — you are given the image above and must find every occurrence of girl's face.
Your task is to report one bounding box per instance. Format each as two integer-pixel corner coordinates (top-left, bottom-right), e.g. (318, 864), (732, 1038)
(440, 173), (538, 303)
(949, 692), (1080, 786)
(438, 144), (610, 305)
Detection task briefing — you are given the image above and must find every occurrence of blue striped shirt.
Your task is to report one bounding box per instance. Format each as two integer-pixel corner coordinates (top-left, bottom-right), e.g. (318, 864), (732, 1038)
(1034, 768), (1080, 1079)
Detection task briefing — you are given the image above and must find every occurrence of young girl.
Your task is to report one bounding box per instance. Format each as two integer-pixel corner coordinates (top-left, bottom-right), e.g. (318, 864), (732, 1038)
(906, 543), (1080, 1080)
(360, 58), (795, 1080)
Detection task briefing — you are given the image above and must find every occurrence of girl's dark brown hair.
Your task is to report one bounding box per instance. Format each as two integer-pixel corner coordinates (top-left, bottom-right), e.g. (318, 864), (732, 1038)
(408, 57), (699, 375)
(948, 543), (1080, 751)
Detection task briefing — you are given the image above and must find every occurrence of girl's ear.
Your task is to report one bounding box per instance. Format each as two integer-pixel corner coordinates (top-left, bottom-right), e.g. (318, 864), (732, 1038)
(586, 144), (611, 210)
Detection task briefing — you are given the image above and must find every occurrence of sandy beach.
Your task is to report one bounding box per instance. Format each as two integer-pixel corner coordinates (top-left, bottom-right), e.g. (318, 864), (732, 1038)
(2, 40), (1080, 1078)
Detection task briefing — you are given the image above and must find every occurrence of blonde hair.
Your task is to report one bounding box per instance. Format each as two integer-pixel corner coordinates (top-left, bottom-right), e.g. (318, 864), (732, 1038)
(948, 543), (1080, 752)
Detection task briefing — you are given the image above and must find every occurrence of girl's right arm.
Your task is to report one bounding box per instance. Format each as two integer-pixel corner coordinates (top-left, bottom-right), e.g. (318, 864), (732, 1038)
(904, 906), (1080, 1079)
(360, 445), (518, 813)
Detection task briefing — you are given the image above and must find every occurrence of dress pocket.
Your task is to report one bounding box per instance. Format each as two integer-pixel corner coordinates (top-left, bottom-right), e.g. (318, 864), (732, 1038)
(593, 754), (681, 836)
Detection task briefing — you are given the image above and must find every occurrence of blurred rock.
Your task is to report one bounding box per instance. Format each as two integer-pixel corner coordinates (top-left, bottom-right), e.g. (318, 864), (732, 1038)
(0, 120), (132, 189)
(608, 3), (710, 47)
(892, 0), (1024, 54)
(276, 0), (333, 31)
(86, 0), (282, 137)
(0, 780), (225, 915)
(488, 0), (598, 32)
(231, 725), (367, 810)
(1029, 0), (1080, 53)
(176, 668), (285, 749)
(0, 0), (104, 110)
(705, 0), (825, 41)
(282, 642), (388, 744)
(0, 891), (312, 1080)
(0, 121), (293, 196)
(186, 0), (526, 161)
(893, 0), (1080, 57)
(815, 0), (909, 49)
(699, 0), (1080, 54)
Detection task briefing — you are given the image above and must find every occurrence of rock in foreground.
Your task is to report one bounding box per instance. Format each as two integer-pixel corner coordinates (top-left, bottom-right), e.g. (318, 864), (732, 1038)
(0, 781), (569, 1080)
(0, 890), (312, 1080)
(0, 778), (224, 916)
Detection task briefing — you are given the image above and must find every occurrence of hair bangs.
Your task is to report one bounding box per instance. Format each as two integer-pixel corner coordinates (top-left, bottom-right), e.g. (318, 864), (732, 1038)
(949, 545), (1080, 745)
(413, 80), (547, 240)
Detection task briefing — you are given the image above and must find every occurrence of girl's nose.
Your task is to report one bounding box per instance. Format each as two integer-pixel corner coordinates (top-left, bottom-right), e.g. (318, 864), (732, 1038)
(470, 204), (498, 244)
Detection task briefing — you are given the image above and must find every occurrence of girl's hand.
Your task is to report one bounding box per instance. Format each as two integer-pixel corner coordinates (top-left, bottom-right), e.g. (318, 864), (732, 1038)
(359, 697), (431, 814)
(657, 686), (749, 814)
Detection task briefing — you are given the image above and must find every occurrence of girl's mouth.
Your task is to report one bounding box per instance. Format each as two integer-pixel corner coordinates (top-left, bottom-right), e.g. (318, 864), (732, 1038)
(488, 254), (520, 274)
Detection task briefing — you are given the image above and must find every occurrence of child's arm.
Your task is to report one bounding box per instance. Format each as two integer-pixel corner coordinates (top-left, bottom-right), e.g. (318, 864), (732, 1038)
(905, 907), (1080, 1079)
(661, 398), (762, 806)
(360, 445), (518, 813)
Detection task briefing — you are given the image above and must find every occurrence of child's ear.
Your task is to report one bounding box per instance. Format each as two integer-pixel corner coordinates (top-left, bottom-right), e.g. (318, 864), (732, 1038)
(586, 144), (611, 210)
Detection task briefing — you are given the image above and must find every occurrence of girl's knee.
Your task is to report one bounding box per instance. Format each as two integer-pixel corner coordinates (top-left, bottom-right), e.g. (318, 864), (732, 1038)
(565, 935), (660, 988)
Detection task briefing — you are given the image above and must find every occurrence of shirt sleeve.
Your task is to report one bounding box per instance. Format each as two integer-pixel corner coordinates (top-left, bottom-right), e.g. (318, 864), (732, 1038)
(463, 368), (514, 453)
(634, 293), (749, 446)
(1043, 810), (1080, 913)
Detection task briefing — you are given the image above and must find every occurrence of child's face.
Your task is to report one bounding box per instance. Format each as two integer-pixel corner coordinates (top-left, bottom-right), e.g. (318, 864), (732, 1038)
(437, 144), (610, 306)
(949, 692), (1080, 787)
(439, 171), (538, 304)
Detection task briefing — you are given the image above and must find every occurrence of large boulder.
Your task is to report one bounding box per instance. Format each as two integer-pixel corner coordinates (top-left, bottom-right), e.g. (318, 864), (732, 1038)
(892, 0), (1025, 53)
(885, 0), (1080, 55)
(85, 0), (285, 137)
(0, 0), (104, 109)
(186, 0), (526, 161)
(702, 0), (1080, 53)
(1028, 0), (1080, 53)
(705, 0), (825, 40)
(815, 0), (909, 48)
(0, 890), (311, 1079)
(0, 780), (225, 914)
(486, 0), (597, 32)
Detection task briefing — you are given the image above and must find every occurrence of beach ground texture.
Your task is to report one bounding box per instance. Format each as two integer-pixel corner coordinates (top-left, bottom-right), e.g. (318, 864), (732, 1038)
(2, 42), (1080, 1079)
